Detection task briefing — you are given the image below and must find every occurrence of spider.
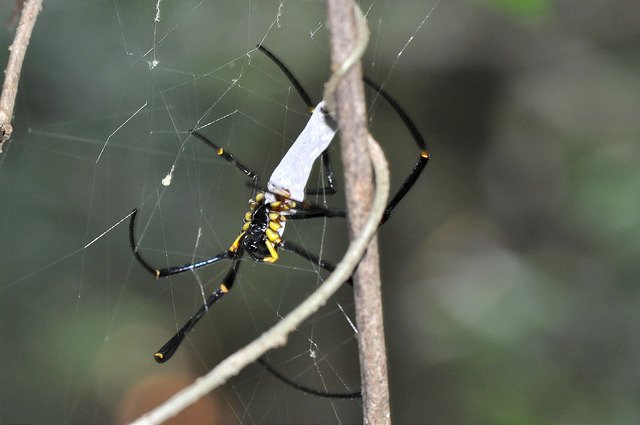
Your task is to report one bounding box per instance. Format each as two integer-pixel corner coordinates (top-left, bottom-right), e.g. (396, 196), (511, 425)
(129, 44), (429, 398)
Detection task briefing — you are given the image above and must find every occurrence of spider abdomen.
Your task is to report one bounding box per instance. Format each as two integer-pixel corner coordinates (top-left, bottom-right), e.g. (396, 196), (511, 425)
(243, 203), (273, 261)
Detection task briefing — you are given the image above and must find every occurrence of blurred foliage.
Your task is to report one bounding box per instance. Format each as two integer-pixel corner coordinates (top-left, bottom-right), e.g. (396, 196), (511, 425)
(489, 0), (551, 20)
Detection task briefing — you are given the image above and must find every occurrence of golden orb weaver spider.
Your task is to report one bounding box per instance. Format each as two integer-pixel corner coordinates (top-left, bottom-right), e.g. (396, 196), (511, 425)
(129, 44), (430, 398)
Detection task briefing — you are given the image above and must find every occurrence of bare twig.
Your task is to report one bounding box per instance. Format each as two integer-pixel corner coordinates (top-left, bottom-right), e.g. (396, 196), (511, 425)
(322, 4), (369, 115)
(325, 1), (392, 424)
(0, 0), (42, 153)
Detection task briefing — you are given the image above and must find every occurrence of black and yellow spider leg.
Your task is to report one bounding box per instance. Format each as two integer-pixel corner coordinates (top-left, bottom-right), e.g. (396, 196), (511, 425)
(154, 250), (244, 363)
(129, 209), (231, 278)
(258, 44), (337, 196)
(363, 77), (430, 224)
(190, 130), (260, 195)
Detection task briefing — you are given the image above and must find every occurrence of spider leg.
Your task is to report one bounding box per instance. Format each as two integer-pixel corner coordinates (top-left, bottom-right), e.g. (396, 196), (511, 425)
(280, 240), (335, 273)
(304, 149), (337, 196)
(363, 77), (430, 224)
(154, 251), (244, 363)
(129, 209), (230, 278)
(280, 240), (352, 286)
(256, 357), (361, 399)
(257, 44), (314, 109)
(286, 199), (345, 220)
(287, 208), (345, 220)
(256, 240), (357, 398)
(257, 45), (337, 197)
(190, 130), (260, 195)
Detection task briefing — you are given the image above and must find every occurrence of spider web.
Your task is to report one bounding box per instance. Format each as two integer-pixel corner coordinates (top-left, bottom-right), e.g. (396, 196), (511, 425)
(0, 0), (438, 423)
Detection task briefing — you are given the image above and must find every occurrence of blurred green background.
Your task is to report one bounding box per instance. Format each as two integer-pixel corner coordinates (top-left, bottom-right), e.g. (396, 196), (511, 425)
(1, 0), (639, 423)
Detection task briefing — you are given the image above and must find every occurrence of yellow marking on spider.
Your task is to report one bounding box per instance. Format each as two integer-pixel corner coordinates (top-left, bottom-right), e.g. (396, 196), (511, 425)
(242, 222), (250, 231)
(269, 221), (281, 231)
(154, 352), (164, 360)
(228, 232), (245, 252)
(265, 228), (281, 244)
(264, 240), (279, 262)
(421, 150), (430, 159)
(255, 193), (265, 202)
(217, 147), (224, 156)
(244, 212), (253, 222)
(268, 212), (280, 221)
(273, 200), (294, 211)
(220, 283), (229, 293)
(155, 270), (161, 278)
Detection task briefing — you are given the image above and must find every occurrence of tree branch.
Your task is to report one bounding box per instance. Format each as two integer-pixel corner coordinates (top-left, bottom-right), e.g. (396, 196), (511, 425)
(325, 1), (392, 424)
(0, 0), (42, 153)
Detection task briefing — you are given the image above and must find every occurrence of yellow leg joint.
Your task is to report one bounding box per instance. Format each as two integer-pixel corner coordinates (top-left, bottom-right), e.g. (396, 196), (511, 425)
(220, 283), (229, 293)
(154, 352), (164, 361)
(264, 240), (279, 262)
(229, 232), (244, 252)
(265, 228), (282, 244)
(269, 221), (282, 231)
